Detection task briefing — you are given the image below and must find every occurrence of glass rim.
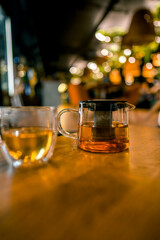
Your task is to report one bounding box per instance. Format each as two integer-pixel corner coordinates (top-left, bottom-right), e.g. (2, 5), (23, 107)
(0, 106), (57, 111)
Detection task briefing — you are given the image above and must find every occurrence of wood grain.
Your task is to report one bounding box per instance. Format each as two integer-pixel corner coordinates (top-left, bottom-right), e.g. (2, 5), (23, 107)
(0, 125), (160, 240)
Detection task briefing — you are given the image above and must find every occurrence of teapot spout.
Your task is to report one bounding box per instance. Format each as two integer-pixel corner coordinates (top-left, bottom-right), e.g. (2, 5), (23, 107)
(126, 102), (136, 111)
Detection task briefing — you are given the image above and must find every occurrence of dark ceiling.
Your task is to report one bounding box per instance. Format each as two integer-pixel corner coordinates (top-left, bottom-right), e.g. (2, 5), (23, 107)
(0, 0), (118, 76)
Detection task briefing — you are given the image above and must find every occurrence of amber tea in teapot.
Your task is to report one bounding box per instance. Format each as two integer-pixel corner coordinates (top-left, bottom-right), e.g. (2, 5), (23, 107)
(78, 121), (129, 153)
(57, 100), (135, 153)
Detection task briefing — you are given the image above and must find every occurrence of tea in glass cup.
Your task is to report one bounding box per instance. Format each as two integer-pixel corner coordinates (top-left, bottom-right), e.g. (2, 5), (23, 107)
(0, 106), (57, 168)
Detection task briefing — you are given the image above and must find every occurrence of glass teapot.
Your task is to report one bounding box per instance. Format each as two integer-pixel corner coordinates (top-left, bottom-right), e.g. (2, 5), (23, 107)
(57, 100), (135, 153)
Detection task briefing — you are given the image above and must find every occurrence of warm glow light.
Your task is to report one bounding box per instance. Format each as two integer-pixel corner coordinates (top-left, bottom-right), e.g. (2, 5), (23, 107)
(18, 70), (25, 78)
(123, 49), (132, 56)
(102, 61), (111, 72)
(76, 69), (83, 76)
(113, 36), (122, 43)
(153, 53), (160, 67)
(101, 49), (108, 56)
(87, 62), (97, 70)
(102, 62), (108, 67)
(107, 51), (113, 58)
(142, 64), (155, 78)
(97, 72), (103, 78)
(104, 66), (111, 72)
(58, 83), (68, 93)
(110, 43), (120, 52)
(146, 63), (153, 69)
(70, 77), (81, 85)
(69, 66), (83, 76)
(119, 56), (126, 63)
(105, 36), (111, 43)
(125, 74), (134, 86)
(92, 67), (99, 73)
(154, 20), (160, 27)
(109, 69), (121, 84)
(95, 32), (106, 41)
(123, 59), (140, 77)
(155, 36), (160, 43)
(128, 57), (135, 63)
(69, 66), (77, 74)
(92, 72), (103, 80)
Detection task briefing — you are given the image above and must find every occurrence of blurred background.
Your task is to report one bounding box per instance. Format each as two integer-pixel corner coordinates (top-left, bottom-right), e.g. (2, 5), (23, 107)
(0, 0), (160, 126)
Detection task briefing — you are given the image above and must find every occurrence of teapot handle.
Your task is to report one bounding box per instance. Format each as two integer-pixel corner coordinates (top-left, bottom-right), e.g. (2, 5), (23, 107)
(57, 108), (78, 139)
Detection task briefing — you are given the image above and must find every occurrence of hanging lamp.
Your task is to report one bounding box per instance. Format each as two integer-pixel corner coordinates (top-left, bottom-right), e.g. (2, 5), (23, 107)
(122, 8), (155, 47)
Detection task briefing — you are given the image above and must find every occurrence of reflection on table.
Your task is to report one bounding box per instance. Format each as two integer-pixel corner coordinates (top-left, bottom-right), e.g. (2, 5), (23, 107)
(0, 125), (160, 240)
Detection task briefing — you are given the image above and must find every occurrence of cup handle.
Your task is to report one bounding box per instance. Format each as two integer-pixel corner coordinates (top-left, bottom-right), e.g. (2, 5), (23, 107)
(57, 108), (78, 139)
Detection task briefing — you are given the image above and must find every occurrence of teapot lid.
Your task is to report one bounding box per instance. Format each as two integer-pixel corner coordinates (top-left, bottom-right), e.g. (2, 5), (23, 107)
(79, 99), (127, 111)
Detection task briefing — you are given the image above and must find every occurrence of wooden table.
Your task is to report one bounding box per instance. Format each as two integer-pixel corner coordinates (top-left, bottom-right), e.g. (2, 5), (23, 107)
(0, 125), (160, 240)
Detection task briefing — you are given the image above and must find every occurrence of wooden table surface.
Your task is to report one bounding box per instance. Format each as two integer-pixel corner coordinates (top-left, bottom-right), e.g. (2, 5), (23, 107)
(0, 125), (160, 240)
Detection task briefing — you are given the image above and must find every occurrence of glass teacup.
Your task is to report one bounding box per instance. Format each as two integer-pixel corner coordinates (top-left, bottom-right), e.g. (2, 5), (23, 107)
(0, 106), (57, 168)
